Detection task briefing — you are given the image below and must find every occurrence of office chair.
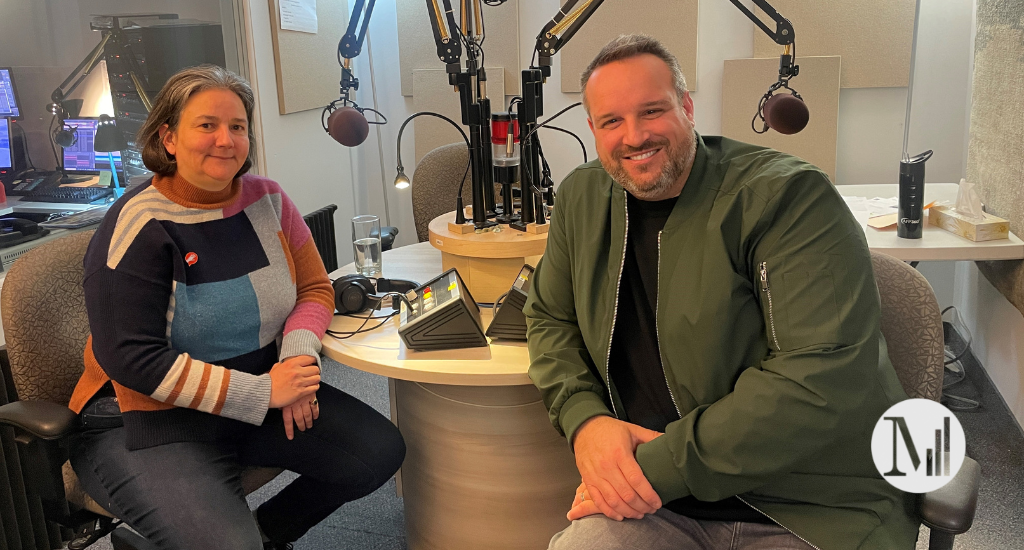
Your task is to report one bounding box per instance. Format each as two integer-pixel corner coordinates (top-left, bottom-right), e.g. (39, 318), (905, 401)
(0, 231), (282, 549)
(410, 143), (472, 242)
(872, 251), (981, 550)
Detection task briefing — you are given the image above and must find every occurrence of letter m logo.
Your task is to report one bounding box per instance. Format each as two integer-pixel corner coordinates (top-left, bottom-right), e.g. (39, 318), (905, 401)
(883, 416), (921, 476)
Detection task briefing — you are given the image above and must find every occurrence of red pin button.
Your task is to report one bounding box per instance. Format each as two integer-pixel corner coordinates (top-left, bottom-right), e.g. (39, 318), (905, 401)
(185, 252), (198, 266)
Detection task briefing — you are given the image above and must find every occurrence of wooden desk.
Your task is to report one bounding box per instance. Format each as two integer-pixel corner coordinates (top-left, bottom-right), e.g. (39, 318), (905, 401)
(838, 183), (1024, 262)
(323, 241), (576, 550)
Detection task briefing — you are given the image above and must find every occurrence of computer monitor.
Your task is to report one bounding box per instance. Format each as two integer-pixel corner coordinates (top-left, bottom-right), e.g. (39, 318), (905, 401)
(62, 118), (123, 173)
(0, 118), (12, 175)
(0, 68), (21, 119)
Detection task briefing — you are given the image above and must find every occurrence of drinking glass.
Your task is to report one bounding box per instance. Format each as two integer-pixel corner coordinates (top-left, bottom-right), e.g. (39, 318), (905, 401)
(352, 215), (383, 277)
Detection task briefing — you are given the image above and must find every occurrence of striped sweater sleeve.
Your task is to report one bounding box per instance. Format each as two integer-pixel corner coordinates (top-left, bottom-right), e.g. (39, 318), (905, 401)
(84, 218), (271, 425)
(276, 189), (335, 363)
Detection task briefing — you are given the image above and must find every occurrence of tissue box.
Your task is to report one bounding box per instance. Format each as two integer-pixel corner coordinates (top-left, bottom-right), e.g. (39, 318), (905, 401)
(929, 206), (1009, 241)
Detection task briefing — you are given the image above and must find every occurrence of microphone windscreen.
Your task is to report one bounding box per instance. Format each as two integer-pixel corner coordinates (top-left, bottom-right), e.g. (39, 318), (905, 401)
(54, 128), (76, 148)
(763, 93), (809, 135)
(328, 106), (370, 147)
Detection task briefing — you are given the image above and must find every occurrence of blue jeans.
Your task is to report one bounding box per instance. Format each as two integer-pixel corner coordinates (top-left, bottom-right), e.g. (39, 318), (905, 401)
(69, 383), (405, 550)
(549, 508), (815, 550)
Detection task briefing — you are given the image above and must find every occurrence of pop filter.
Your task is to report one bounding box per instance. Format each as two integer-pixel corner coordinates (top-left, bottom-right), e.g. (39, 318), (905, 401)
(763, 93), (809, 135)
(327, 106), (370, 147)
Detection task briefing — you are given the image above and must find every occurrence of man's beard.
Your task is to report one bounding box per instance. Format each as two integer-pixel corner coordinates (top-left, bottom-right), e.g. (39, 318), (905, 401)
(603, 131), (696, 200)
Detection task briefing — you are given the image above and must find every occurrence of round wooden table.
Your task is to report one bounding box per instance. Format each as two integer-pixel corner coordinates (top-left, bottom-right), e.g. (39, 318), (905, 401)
(428, 211), (549, 303)
(322, 241), (577, 550)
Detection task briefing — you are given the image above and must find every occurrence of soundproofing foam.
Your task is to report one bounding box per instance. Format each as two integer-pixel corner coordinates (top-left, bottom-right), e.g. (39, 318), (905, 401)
(412, 68), (506, 164)
(397, 0), (520, 97)
(752, 0), (915, 89)
(968, 0), (1024, 314)
(559, 0), (698, 94)
(721, 56), (841, 182)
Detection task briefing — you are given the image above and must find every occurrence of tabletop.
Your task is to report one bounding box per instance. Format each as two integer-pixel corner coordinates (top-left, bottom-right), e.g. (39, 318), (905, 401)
(838, 183), (1024, 262)
(321, 241), (535, 386)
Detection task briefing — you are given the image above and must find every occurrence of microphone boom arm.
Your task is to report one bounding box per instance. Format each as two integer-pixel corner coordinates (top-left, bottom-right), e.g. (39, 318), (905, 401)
(335, 0), (377, 105)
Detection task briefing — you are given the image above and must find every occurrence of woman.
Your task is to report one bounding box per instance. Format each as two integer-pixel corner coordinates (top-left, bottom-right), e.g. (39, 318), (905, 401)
(67, 65), (405, 550)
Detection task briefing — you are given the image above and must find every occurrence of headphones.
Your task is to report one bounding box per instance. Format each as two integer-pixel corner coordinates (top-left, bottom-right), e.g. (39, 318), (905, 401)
(333, 275), (419, 314)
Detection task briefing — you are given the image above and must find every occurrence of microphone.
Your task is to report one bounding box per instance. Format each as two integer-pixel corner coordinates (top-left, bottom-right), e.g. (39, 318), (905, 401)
(53, 120), (78, 148)
(752, 52), (807, 135)
(327, 106), (370, 147)
(762, 92), (809, 135)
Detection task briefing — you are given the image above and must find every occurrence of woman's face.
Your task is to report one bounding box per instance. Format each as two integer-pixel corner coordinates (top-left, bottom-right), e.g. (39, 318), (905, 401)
(160, 88), (249, 191)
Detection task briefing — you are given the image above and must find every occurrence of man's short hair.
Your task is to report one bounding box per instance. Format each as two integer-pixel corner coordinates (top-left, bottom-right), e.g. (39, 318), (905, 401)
(580, 34), (688, 113)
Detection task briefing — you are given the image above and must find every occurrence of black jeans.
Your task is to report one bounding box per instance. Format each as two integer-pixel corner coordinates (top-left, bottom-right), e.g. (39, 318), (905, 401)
(69, 383), (405, 550)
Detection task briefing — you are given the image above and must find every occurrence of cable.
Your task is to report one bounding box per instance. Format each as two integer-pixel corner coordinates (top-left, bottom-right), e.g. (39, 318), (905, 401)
(325, 291), (413, 339)
(540, 125), (587, 163)
(523, 102), (582, 142)
(493, 291), (509, 309)
(11, 121), (37, 170)
(326, 311), (397, 339)
(48, 116), (62, 168)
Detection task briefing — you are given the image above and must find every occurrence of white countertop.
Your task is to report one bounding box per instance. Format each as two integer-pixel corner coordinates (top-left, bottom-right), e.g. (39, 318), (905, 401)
(838, 183), (1024, 262)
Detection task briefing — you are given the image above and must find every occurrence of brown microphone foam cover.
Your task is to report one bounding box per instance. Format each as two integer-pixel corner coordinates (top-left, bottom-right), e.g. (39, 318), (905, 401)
(763, 93), (810, 135)
(328, 106), (370, 146)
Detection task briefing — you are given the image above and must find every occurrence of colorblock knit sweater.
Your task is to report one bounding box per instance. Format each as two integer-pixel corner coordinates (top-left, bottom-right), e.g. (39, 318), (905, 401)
(68, 173), (335, 450)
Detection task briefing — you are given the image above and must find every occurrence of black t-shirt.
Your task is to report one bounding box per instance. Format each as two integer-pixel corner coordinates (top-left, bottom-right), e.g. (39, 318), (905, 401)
(609, 192), (770, 524)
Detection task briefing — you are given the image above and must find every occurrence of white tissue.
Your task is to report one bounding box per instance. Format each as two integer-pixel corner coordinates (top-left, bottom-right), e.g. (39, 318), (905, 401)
(955, 178), (986, 221)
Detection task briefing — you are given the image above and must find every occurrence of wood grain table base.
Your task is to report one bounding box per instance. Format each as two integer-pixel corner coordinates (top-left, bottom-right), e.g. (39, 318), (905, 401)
(441, 252), (543, 303)
(429, 212), (549, 303)
(394, 380), (578, 550)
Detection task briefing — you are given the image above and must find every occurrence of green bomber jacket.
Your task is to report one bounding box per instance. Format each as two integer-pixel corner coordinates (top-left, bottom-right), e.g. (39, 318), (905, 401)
(524, 135), (919, 549)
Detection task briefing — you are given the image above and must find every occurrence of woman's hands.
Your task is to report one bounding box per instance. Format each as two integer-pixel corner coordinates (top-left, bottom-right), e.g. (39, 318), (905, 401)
(269, 355), (322, 440)
(269, 355), (320, 408)
(282, 392), (319, 440)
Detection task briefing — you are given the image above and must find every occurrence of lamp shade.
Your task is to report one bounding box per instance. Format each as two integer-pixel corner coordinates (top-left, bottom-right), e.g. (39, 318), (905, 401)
(64, 59), (115, 118)
(94, 114), (127, 152)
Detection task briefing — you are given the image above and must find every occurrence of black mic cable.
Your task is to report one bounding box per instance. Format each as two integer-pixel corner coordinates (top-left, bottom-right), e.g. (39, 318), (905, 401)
(393, 111), (472, 224)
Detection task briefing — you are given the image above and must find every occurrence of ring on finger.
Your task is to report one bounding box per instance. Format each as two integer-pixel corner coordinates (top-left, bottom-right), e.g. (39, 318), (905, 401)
(310, 397), (319, 407)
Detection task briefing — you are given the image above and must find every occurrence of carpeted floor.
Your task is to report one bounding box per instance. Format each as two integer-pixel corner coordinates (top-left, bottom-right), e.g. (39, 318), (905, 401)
(89, 343), (1023, 550)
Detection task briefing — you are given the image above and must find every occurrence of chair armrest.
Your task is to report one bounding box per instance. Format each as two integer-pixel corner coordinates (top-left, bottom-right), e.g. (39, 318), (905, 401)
(918, 456), (981, 534)
(0, 401), (80, 441)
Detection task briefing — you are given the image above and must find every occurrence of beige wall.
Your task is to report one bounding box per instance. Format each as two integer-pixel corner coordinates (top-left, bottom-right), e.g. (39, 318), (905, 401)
(957, 0), (1024, 426)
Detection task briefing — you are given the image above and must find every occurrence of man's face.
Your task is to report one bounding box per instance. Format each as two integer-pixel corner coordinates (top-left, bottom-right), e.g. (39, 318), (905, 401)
(585, 54), (697, 200)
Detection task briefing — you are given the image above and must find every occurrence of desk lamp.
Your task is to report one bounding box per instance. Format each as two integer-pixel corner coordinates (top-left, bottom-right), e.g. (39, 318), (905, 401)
(94, 114), (127, 198)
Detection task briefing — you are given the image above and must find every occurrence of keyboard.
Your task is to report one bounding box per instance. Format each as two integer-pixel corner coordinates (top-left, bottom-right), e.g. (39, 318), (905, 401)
(8, 172), (61, 195)
(24, 186), (113, 204)
(39, 206), (111, 229)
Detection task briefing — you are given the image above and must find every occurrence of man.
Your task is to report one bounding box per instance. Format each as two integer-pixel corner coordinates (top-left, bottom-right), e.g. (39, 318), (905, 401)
(524, 34), (919, 550)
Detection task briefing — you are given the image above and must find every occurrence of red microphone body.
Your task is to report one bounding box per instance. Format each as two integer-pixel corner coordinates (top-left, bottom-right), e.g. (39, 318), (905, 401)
(328, 106), (370, 146)
(763, 93), (809, 135)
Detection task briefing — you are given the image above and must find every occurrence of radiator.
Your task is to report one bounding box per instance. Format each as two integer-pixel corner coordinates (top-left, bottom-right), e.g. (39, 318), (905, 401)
(303, 204), (339, 273)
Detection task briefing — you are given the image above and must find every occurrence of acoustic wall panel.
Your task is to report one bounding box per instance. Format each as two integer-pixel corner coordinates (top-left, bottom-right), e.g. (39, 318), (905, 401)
(968, 0), (1024, 314)
(753, 0), (915, 88)
(412, 68), (506, 164)
(267, 0), (349, 114)
(559, 0), (699, 94)
(397, 0), (520, 97)
(721, 56), (841, 182)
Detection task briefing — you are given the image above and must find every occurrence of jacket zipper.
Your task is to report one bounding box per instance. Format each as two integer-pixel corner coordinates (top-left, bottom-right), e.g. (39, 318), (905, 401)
(735, 496), (822, 550)
(759, 261), (779, 349)
(604, 198), (629, 419)
(655, 231), (682, 418)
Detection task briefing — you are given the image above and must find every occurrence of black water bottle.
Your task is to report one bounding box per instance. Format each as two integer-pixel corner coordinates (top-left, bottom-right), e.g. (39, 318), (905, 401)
(897, 150), (933, 239)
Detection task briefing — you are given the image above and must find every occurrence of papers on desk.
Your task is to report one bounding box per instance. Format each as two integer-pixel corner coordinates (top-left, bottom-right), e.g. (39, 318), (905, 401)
(843, 196), (942, 230)
(58, 172), (112, 188)
(843, 196), (899, 218)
